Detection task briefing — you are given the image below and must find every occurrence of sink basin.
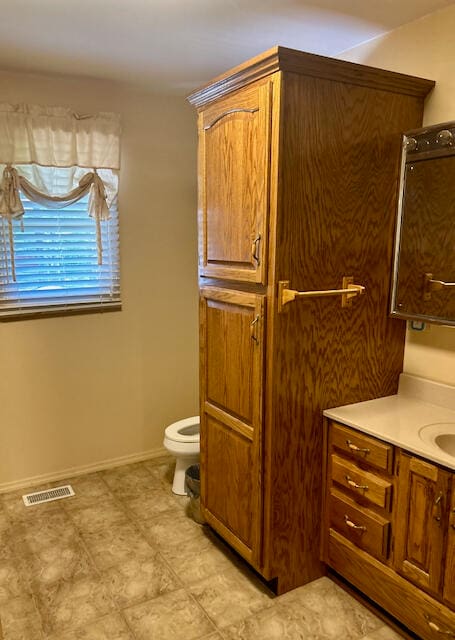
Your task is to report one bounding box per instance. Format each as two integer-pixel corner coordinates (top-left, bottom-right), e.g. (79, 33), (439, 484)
(434, 434), (455, 456)
(419, 423), (455, 458)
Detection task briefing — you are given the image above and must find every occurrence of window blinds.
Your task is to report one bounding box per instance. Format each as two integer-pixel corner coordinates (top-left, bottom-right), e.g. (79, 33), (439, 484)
(0, 193), (120, 317)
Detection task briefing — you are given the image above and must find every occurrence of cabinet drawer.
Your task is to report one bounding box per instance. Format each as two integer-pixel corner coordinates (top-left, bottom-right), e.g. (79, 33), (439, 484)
(329, 489), (390, 561)
(331, 422), (393, 473)
(331, 455), (392, 510)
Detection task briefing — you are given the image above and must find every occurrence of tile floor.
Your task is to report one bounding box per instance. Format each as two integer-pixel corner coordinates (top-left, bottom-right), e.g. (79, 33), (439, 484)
(0, 457), (404, 639)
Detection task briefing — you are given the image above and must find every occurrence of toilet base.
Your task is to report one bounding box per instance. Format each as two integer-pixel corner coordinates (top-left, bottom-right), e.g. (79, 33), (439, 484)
(172, 455), (199, 495)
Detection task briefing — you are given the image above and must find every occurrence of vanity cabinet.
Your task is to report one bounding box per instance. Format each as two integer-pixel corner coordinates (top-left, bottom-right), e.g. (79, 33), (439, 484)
(323, 421), (455, 638)
(189, 46), (434, 594)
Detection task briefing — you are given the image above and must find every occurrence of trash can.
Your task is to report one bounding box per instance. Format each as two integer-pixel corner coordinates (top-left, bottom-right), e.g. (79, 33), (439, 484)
(185, 464), (205, 524)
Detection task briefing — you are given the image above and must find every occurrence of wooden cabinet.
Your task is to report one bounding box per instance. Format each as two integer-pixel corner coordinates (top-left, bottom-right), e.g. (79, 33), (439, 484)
(323, 421), (455, 639)
(394, 454), (450, 596)
(189, 46), (434, 594)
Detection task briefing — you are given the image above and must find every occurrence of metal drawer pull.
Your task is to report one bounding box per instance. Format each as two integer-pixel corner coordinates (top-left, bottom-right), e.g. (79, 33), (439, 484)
(344, 515), (366, 531)
(425, 615), (455, 636)
(346, 440), (370, 454)
(345, 475), (369, 491)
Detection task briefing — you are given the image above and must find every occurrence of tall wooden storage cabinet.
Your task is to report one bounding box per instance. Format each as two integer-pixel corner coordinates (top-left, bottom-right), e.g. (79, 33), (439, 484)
(188, 47), (434, 594)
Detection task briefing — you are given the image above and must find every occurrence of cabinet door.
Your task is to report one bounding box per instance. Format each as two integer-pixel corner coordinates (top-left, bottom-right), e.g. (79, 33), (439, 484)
(443, 480), (455, 606)
(394, 454), (450, 596)
(199, 287), (265, 566)
(198, 81), (272, 284)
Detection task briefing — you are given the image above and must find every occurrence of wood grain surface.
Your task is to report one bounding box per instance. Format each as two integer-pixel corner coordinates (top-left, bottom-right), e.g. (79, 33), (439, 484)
(262, 72), (424, 593)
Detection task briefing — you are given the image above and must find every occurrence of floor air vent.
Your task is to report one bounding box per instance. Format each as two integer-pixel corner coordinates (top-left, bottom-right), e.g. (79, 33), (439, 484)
(22, 485), (75, 507)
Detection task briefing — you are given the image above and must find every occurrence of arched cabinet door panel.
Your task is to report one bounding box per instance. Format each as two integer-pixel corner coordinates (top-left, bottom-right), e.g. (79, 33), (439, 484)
(198, 81), (272, 284)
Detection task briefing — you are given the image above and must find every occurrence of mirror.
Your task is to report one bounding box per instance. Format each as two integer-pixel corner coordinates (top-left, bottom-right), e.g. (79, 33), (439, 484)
(391, 121), (455, 326)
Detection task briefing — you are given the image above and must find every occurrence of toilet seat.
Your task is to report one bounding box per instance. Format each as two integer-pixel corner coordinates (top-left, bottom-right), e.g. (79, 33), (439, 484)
(165, 416), (200, 443)
(163, 416), (200, 495)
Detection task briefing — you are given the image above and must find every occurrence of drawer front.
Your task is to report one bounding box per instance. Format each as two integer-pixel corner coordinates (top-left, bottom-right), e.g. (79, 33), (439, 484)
(331, 422), (393, 473)
(329, 489), (390, 560)
(331, 455), (392, 510)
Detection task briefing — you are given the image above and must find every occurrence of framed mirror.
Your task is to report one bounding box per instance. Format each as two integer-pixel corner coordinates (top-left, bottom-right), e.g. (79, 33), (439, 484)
(391, 121), (455, 326)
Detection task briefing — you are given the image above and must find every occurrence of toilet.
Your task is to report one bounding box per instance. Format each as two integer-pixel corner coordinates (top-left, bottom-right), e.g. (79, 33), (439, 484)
(163, 416), (200, 495)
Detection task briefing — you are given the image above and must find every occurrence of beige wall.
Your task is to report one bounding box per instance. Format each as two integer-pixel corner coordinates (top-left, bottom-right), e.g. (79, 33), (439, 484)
(0, 70), (199, 487)
(341, 5), (455, 387)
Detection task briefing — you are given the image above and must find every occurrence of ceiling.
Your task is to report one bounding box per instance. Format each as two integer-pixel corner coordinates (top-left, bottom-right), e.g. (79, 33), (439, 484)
(0, 0), (453, 92)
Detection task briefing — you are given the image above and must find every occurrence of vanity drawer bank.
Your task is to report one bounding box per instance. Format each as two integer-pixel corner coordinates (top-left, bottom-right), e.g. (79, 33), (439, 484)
(322, 374), (455, 639)
(187, 46), (434, 594)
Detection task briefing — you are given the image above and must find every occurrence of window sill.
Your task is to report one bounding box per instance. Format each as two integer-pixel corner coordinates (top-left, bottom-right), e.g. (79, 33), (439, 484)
(0, 302), (122, 322)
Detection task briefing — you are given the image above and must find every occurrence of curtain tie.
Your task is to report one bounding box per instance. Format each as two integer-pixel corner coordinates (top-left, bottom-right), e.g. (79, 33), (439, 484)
(0, 165), (25, 281)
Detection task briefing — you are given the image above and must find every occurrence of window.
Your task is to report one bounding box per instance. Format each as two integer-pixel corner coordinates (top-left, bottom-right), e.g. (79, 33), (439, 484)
(0, 102), (121, 319)
(0, 190), (120, 318)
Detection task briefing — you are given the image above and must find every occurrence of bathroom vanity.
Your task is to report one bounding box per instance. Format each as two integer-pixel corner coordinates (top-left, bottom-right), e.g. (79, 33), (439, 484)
(322, 374), (455, 639)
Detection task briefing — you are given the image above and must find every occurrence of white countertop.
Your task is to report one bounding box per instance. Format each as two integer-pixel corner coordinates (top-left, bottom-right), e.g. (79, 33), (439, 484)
(323, 374), (455, 471)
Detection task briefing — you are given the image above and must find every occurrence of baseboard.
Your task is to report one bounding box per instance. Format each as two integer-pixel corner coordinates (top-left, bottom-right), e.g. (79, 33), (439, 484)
(0, 446), (169, 495)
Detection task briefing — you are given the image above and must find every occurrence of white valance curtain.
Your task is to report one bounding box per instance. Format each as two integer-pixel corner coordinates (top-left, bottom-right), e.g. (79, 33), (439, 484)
(0, 103), (120, 168)
(0, 103), (121, 279)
